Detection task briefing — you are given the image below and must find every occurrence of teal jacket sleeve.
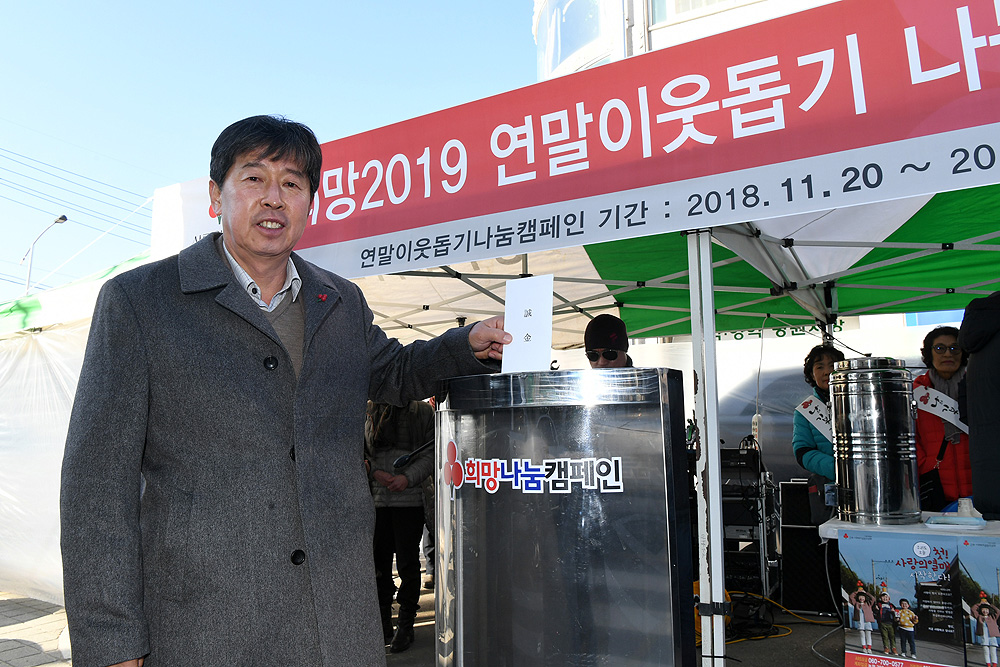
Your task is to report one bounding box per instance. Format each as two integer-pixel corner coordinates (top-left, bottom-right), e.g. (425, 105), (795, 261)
(792, 408), (836, 480)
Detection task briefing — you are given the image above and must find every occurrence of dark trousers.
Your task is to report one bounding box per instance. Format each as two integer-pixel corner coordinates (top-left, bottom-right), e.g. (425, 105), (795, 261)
(374, 505), (425, 614)
(898, 628), (915, 655)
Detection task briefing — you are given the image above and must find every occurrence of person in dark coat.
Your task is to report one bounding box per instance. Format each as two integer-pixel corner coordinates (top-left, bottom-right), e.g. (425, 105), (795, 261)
(59, 115), (511, 667)
(365, 399), (435, 652)
(959, 291), (1000, 519)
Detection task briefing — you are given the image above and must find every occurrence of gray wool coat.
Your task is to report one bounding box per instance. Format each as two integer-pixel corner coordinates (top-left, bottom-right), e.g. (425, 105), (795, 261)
(60, 233), (492, 667)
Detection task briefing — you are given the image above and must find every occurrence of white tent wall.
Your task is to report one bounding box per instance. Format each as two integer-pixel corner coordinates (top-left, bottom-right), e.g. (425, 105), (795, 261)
(0, 319), (90, 605)
(150, 176), (216, 262)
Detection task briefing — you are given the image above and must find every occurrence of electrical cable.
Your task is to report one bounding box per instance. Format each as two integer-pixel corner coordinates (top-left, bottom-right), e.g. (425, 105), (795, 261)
(32, 197), (153, 289)
(767, 314), (870, 357)
(0, 146), (147, 198)
(0, 178), (150, 240)
(0, 163), (152, 219)
(0, 271), (53, 290)
(0, 194), (148, 246)
(0, 194), (66, 220)
(807, 538), (848, 666)
(720, 589), (839, 651)
(755, 315), (768, 416)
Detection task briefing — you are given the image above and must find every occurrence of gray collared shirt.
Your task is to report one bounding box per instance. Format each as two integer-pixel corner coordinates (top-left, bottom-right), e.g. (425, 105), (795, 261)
(221, 239), (301, 312)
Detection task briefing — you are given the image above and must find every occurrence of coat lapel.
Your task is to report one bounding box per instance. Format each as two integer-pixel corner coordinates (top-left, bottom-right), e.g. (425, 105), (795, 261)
(293, 253), (342, 355)
(177, 233), (281, 346)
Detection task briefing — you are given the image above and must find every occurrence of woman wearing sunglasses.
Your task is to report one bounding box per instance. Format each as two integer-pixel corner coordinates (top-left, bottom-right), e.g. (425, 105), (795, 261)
(914, 325), (971, 511)
(584, 314), (633, 368)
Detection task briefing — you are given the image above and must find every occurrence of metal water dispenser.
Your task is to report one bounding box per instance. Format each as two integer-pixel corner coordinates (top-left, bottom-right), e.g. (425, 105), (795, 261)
(831, 357), (921, 525)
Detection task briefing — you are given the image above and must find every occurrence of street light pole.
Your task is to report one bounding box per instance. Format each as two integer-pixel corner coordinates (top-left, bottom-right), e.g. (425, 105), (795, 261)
(20, 214), (67, 295)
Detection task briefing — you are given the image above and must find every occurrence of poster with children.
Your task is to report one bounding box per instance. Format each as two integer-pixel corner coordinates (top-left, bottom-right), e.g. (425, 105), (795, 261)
(958, 536), (1000, 667)
(838, 528), (964, 667)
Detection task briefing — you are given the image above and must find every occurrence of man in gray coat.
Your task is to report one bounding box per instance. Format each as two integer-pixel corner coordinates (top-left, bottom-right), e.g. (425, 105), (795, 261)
(60, 115), (511, 667)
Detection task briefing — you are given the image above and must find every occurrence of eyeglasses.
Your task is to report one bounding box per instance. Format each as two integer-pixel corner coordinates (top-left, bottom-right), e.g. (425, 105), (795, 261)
(586, 349), (621, 362)
(932, 344), (960, 354)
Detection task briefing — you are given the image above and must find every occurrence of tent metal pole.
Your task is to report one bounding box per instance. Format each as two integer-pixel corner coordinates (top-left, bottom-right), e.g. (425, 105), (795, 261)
(687, 230), (727, 666)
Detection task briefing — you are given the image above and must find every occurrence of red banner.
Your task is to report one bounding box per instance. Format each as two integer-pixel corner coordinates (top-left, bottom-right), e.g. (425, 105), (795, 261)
(297, 0), (1000, 275)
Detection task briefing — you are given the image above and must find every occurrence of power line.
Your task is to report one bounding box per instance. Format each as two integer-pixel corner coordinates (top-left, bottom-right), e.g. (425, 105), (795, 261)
(0, 192), (149, 248)
(0, 146), (147, 199)
(33, 196), (152, 290)
(0, 175), (151, 235)
(0, 182), (149, 243)
(0, 269), (54, 291)
(0, 194), (58, 220)
(0, 163), (152, 219)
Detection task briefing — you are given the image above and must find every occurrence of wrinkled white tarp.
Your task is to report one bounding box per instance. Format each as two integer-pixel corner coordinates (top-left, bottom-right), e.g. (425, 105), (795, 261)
(0, 319), (89, 605)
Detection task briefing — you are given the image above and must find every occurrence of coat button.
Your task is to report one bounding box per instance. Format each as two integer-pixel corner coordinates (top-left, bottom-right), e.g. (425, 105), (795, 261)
(263, 356), (278, 370)
(289, 447), (296, 461)
(291, 549), (306, 565)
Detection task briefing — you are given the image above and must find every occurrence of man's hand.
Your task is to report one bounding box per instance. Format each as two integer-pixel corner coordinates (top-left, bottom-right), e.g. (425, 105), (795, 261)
(469, 316), (511, 361)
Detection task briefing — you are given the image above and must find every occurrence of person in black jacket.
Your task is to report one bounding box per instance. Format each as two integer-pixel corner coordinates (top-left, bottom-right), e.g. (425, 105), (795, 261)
(365, 400), (435, 653)
(873, 591), (899, 656)
(959, 291), (1000, 519)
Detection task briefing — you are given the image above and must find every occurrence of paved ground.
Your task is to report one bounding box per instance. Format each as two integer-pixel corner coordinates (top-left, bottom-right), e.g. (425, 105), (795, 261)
(1, 586), (844, 666)
(0, 593), (70, 667)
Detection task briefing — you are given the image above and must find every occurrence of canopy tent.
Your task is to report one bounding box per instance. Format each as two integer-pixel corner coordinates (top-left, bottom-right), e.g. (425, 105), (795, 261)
(356, 183), (1000, 348)
(10, 184), (994, 347)
(1, 2), (998, 659)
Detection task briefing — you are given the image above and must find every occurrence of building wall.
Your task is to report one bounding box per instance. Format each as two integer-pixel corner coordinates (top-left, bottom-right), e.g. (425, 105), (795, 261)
(533, 0), (840, 81)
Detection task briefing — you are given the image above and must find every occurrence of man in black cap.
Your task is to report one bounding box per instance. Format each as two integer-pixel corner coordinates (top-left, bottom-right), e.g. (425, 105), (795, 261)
(584, 314), (633, 368)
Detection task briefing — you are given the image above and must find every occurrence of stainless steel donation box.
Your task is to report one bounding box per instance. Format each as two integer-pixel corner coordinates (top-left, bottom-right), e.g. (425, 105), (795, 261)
(434, 368), (695, 667)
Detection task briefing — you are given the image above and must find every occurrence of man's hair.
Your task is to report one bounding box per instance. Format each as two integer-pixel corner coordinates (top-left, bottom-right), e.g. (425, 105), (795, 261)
(210, 115), (322, 198)
(920, 325), (967, 369)
(803, 344), (846, 387)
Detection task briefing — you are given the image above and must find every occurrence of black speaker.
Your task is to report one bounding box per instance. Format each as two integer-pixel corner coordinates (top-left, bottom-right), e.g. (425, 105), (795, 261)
(780, 480), (812, 527)
(780, 525), (839, 614)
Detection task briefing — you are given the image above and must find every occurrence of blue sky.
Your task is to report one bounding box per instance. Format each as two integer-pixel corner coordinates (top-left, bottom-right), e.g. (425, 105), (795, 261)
(0, 1), (537, 304)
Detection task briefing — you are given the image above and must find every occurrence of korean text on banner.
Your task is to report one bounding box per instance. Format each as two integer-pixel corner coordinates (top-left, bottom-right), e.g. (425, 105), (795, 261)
(296, 0), (1000, 277)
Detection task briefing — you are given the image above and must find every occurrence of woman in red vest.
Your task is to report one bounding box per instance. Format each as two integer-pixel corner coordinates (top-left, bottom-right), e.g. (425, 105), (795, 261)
(914, 326), (971, 510)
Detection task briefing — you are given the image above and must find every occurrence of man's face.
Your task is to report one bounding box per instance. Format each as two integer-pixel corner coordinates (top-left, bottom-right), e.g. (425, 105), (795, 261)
(209, 151), (313, 268)
(588, 348), (627, 369)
